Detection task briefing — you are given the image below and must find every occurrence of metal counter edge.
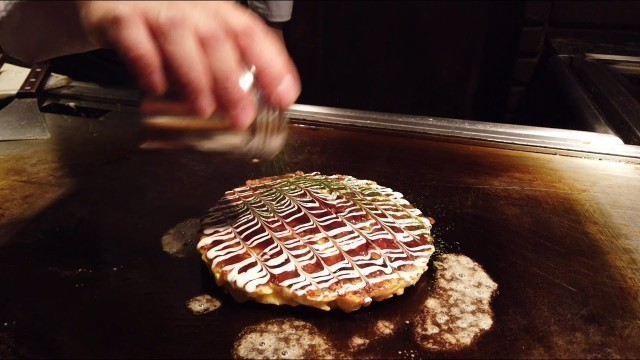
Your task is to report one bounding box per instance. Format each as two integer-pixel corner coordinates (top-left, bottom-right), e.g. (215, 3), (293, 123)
(286, 104), (640, 161)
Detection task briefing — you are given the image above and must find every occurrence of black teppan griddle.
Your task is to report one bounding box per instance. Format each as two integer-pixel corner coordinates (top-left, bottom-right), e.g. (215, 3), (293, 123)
(1, 106), (640, 359)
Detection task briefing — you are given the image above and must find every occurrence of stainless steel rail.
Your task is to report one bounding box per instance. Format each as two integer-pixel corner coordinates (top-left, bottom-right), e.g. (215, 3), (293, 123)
(286, 104), (640, 160)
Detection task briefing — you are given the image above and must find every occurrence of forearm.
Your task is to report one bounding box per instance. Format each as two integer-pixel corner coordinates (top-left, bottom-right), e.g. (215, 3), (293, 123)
(0, 1), (99, 64)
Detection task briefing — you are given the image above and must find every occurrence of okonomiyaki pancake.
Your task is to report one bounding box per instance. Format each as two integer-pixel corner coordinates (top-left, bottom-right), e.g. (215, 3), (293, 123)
(197, 172), (435, 312)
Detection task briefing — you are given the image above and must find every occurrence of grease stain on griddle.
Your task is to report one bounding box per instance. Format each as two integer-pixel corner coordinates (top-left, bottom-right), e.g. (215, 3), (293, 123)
(348, 319), (398, 353)
(374, 320), (395, 337)
(161, 218), (200, 258)
(413, 254), (498, 352)
(348, 335), (370, 352)
(186, 294), (221, 315)
(233, 318), (341, 359)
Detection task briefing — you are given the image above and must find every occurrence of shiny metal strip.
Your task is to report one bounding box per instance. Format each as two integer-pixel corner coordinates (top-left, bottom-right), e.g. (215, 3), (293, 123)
(286, 104), (640, 160)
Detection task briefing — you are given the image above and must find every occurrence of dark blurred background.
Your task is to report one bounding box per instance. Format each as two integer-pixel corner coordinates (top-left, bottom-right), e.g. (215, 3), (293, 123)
(282, 0), (640, 142)
(284, 1), (526, 122)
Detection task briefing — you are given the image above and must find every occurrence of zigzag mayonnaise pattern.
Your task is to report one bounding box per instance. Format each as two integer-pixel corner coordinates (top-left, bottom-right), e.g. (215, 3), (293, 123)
(197, 172), (435, 304)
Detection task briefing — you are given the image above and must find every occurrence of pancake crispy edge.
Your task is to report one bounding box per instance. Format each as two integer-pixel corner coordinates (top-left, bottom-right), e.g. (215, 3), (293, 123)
(197, 171), (435, 312)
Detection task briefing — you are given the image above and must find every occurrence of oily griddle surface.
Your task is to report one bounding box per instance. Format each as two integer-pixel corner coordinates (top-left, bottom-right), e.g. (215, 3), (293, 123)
(1, 123), (640, 358)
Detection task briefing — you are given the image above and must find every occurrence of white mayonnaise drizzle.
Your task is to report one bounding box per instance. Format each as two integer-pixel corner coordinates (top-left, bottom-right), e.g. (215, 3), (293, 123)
(197, 173), (435, 299)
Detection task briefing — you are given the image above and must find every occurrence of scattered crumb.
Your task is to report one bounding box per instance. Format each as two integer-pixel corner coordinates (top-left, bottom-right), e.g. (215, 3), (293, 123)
(48, 267), (93, 277)
(396, 349), (419, 359)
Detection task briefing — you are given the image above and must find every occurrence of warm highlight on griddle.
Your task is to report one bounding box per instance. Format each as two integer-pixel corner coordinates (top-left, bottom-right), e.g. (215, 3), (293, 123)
(197, 172), (435, 312)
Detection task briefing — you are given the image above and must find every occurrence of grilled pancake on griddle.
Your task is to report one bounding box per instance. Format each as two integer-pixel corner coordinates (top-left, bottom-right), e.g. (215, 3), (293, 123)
(197, 172), (435, 312)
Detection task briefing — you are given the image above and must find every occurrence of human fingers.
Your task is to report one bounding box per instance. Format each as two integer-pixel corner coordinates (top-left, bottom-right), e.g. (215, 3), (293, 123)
(140, 99), (196, 116)
(199, 22), (257, 130)
(84, 8), (167, 96)
(219, 7), (301, 109)
(148, 9), (215, 117)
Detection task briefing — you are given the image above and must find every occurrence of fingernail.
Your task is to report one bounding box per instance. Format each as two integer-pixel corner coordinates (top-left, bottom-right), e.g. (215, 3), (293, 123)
(274, 74), (300, 108)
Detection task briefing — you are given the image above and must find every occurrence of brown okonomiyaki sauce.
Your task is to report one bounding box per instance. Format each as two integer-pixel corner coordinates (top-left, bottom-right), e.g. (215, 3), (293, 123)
(230, 181), (416, 286)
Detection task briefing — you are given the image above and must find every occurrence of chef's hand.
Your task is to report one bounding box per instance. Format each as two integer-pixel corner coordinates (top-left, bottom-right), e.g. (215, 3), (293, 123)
(76, 1), (301, 129)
